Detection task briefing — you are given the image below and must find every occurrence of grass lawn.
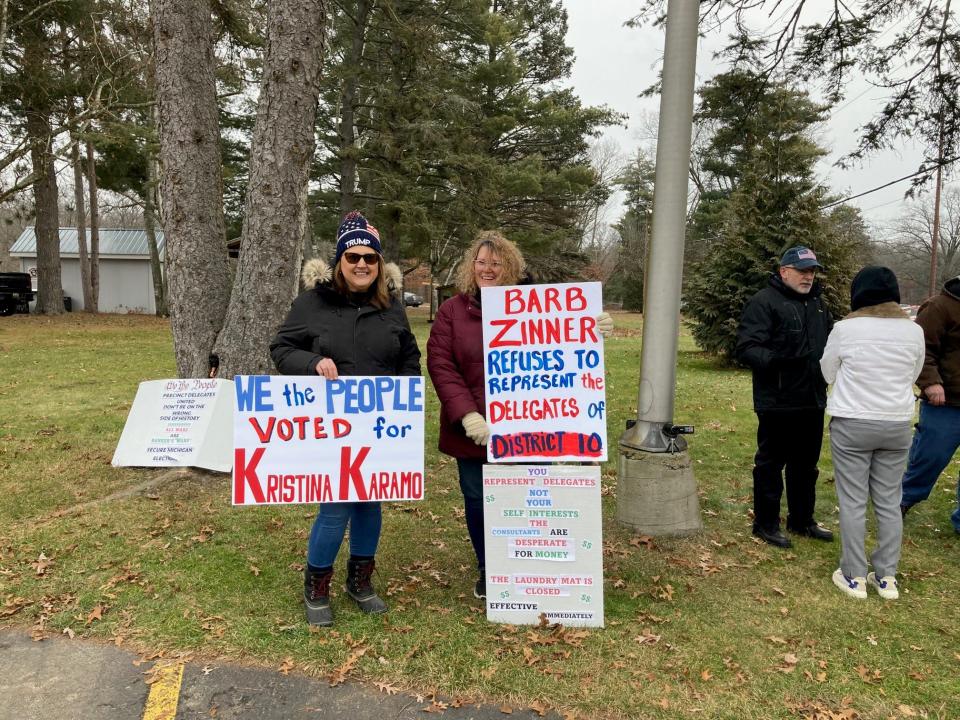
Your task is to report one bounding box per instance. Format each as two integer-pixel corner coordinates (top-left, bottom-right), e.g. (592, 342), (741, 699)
(0, 311), (957, 719)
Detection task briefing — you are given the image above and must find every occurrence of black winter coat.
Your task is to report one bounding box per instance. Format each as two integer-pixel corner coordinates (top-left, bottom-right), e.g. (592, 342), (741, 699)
(270, 283), (421, 378)
(735, 275), (834, 412)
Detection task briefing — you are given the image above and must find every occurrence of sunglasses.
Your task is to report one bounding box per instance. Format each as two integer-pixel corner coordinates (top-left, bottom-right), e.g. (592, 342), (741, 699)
(343, 252), (380, 265)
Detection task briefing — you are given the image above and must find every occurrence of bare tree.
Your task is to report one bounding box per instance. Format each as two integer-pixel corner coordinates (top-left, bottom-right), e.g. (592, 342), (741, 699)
(635, 0), (960, 192)
(882, 186), (960, 300)
(85, 139), (100, 310)
(70, 125), (94, 311)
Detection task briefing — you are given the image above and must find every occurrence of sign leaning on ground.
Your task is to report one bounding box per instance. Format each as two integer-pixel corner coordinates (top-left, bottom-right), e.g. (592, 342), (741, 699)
(480, 281), (607, 462)
(112, 378), (233, 472)
(483, 464), (604, 627)
(232, 375), (425, 506)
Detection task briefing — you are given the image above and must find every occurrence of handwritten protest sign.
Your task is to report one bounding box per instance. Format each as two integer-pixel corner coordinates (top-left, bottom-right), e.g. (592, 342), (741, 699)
(481, 282), (607, 462)
(112, 379), (232, 472)
(232, 375), (425, 506)
(483, 464), (604, 627)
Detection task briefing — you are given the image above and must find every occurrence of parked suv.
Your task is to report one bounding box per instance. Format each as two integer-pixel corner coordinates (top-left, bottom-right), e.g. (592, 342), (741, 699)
(0, 272), (34, 316)
(404, 292), (423, 307)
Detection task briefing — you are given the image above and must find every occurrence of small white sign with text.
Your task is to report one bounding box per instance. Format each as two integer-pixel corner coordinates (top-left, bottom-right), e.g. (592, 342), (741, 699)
(112, 378), (233, 472)
(483, 464), (604, 627)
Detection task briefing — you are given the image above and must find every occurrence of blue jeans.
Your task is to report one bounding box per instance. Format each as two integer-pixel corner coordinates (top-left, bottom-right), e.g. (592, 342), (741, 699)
(456, 458), (485, 569)
(307, 502), (382, 568)
(901, 402), (960, 531)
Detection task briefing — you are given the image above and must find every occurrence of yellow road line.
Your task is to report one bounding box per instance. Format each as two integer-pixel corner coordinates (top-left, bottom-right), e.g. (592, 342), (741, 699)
(143, 661), (184, 720)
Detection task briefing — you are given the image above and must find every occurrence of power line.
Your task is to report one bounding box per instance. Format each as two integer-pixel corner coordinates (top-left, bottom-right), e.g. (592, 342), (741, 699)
(820, 156), (958, 210)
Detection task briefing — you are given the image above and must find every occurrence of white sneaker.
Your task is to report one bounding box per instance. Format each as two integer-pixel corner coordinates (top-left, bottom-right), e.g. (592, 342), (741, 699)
(867, 572), (899, 600)
(832, 568), (867, 599)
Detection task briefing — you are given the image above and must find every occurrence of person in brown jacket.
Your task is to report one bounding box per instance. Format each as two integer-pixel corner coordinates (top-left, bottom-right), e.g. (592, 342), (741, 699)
(900, 275), (960, 534)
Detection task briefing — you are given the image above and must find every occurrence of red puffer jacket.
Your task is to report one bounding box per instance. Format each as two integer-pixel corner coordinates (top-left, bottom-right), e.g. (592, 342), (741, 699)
(427, 292), (486, 459)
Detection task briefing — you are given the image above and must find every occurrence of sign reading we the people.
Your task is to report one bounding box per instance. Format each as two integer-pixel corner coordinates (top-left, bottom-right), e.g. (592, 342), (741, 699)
(480, 282), (607, 462)
(483, 464), (604, 627)
(232, 375), (425, 506)
(112, 378), (233, 472)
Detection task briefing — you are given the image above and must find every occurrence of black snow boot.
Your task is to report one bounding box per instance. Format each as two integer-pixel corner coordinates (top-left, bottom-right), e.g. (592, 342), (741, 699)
(345, 556), (388, 614)
(304, 565), (334, 626)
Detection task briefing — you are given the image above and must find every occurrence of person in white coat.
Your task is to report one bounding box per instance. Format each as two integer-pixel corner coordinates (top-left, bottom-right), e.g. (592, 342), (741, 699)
(820, 266), (925, 600)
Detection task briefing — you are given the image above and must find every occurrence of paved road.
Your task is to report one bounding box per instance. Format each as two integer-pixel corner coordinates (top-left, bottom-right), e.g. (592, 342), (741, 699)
(0, 630), (557, 720)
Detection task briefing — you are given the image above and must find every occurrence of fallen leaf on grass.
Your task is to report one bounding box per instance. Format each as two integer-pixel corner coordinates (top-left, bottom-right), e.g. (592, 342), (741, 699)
(86, 605), (105, 625)
(700, 669), (713, 681)
(499, 705), (513, 715)
(765, 636), (788, 645)
(249, 565), (260, 577)
(374, 681), (398, 695)
(775, 653), (799, 674)
(629, 535), (655, 549)
(907, 670), (926, 681)
(529, 700), (549, 717)
(278, 657), (294, 675)
(62, 627), (75, 639)
(771, 586), (786, 596)
(897, 704), (918, 717)
(328, 646), (368, 686)
(522, 646), (540, 666)
(32, 553), (53, 576)
(634, 628), (661, 646)
(423, 700), (448, 713)
(0, 596), (29, 618)
(480, 667), (497, 680)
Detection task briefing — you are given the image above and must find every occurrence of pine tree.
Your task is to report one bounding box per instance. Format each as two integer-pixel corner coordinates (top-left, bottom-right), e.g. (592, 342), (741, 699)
(684, 68), (860, 358)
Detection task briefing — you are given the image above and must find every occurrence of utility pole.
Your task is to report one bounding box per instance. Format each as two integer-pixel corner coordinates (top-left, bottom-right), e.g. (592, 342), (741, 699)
(616, 0), (701, 535)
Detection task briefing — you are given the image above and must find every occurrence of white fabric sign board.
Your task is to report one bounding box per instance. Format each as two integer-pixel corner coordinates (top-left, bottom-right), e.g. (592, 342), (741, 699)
(480, 282), (607, 462)
(483, 464), (604, 627)
(112, 379), (233, 472)
(232, 375), (425, 506)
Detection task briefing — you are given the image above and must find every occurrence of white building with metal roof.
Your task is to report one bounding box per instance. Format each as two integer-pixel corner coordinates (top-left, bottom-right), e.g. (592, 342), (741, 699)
(10, 227), (165, 314)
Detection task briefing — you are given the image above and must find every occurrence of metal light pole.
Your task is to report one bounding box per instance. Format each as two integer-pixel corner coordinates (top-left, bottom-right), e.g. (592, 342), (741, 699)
(616, 0), (702, 535)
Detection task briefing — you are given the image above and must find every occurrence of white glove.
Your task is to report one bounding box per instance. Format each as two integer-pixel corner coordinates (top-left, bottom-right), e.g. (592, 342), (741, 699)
(461, 411), (491, 446)
(596, 312), (614, 337)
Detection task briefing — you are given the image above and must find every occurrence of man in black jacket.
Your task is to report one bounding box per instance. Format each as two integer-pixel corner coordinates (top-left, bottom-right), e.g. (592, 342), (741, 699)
(735, 246), (835, 548)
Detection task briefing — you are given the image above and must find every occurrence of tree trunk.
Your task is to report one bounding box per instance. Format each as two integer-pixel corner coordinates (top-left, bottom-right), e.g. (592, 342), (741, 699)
(29, 116), (62, 315)
(152, 0), (232, 377)
(144, 170), (167, 316)
(85, 139), (100, 311)
(213, 0), (328, 378)
(337, 0), (373, 216)
(70, 129), (94, 311)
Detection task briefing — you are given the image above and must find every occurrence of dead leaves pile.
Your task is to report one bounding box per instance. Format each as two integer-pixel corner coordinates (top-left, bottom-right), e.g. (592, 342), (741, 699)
(785, 697), (861, 720)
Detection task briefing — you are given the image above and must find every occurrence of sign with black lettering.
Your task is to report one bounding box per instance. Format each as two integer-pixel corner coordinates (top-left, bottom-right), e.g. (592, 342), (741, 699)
(483, 464), (604, 627)
(112, 379), (232, 472)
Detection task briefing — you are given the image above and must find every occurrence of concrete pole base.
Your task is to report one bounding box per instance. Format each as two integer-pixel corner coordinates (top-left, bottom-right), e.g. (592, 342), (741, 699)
(616, 444), (702, 536)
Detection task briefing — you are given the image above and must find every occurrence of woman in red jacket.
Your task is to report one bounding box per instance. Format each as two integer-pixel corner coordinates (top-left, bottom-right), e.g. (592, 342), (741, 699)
(427, 231), (526, 600)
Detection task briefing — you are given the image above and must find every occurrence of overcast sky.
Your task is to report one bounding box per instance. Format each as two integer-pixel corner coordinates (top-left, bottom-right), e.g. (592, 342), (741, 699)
(561, 0), (931, 233)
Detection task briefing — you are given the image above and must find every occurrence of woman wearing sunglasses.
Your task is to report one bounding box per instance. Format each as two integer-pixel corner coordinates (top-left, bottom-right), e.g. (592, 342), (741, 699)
(271, 211), (421, 626)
